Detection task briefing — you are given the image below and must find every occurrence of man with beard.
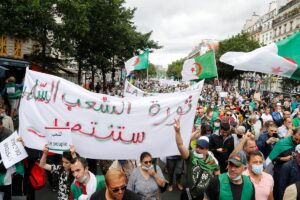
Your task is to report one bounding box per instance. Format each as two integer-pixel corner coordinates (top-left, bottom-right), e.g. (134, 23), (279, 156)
(174, 119), (220, 200)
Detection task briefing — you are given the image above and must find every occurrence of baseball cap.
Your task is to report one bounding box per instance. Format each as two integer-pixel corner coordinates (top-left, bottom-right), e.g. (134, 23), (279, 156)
(228, 152), (247, 167)
(296, 144), (300, 153)
(196, 136), (209, 149)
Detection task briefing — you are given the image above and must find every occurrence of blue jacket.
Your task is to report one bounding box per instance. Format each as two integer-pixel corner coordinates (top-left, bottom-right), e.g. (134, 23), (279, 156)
(257, 132), (275, 158)
(279, 159), (300, 200)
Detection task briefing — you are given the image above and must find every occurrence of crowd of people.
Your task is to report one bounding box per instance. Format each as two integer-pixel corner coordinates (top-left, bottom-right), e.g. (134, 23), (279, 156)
(0, 76), (300, 200)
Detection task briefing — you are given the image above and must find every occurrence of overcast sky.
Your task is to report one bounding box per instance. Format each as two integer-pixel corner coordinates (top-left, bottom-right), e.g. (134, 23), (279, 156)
(125, 0), (272, 67)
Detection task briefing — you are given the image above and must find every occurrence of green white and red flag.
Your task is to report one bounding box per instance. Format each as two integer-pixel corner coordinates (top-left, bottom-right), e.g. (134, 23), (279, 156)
(125, 49), (149, 76)
(181, 50), (218, 81)
(220, 32), (300, 80)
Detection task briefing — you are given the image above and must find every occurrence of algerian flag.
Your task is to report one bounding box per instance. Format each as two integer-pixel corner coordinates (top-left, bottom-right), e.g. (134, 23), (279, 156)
(220, 32), (300, 80)
(125, 49), (149, 76)
(182, 50), (218, 81)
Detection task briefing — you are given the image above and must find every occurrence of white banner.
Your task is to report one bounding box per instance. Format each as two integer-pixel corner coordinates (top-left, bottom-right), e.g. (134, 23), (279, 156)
(19, 69), (201, 159)
(124, 80), (204, 98)
(0, 132), (28, 168)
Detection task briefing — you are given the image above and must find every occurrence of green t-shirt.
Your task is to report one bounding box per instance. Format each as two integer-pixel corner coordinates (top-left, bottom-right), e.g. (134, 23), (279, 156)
(185, 151), (219, 199)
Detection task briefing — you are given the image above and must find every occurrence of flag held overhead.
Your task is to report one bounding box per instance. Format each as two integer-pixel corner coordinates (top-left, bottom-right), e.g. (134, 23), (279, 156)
(182, 50), (218, 81)
(125, 49), (149, 76)
(220, 31), (300, 81)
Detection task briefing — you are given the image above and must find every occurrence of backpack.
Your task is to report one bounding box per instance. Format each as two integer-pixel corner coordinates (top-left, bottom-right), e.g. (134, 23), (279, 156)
(29, 162), (46, 190)
(271, 112), (283, 127)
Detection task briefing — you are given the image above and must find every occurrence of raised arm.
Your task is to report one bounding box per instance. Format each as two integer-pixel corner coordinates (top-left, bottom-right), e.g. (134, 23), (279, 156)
(174, 119), (189, 159)
(39, 144), (52, 171)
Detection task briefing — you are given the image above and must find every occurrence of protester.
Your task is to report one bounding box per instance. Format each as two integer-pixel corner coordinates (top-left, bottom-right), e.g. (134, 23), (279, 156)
(268, 127), (300, 200)
(174, 119), (220, 200)
(127, 152), (166, 200)
(243, 150), (274, 200)
(257, 123), (279, 158)
(292, 111), (300, 128)
(70, 157), (106, 200)
(0, 117), (13, 200)
(278, 117), (293, 138)
(166, 155), (183, 192)
(204, 152), (255, 200)
(232, 126), (246, 148)
(91, 169), (140, 200)
(261, 107), (273, 124)
(3, 76), (22, 118)
(39, 144), (78, 200)
(209, 122), (234, 172)
(278, 144), (300, 200)
(0, 108), (14, 132)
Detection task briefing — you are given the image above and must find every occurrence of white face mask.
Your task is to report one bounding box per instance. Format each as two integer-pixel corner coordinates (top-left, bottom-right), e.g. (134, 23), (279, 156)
(193, 151), (204, 159)
(142, 165), (153, 171)
(214, 122), (220, 127)
(79, 175), (88, 183)
(251, 164), (263, 175)
(227, 172), (241, 181)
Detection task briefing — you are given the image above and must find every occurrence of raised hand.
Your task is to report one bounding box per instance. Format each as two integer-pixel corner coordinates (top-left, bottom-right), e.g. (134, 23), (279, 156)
(173, 118), (180, 133)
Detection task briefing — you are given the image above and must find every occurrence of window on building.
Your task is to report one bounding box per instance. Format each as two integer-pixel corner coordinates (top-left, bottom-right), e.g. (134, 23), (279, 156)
(284, 24), (287, 33)
(14, 39), (22, 58)
(279, 26), (281, 35)
(0, 35), (7, 56)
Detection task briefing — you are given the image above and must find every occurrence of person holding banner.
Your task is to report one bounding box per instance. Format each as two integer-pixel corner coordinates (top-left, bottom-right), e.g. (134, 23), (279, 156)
(127, 152), (166, 200)
(70, 157), (105, 200)
(39, 144), (78, 200)
(0, 117), (13, 200)
(174, 119), (220, 200)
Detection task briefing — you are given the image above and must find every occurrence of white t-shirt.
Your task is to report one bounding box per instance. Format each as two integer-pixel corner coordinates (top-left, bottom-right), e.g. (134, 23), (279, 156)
(261, 113), (273, 124)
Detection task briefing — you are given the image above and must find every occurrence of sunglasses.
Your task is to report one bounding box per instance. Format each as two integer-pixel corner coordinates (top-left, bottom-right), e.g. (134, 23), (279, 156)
(111, 185), (127, 193)
(143, 160), (152, 165)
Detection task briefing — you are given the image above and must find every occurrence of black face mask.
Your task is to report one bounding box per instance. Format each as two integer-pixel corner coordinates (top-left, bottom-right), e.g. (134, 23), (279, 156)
(237, 134), (243, 139)
(273, 133), (279, 138)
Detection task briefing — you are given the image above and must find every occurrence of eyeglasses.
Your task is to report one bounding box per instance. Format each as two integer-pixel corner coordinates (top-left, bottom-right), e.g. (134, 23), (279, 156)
(143, 160), (152, 165)
(226, 114), (232, 116)
(111, 185), (127, 193)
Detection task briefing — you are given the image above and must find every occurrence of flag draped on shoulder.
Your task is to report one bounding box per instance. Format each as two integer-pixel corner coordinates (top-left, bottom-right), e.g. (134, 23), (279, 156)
(182, 50), (218, 81)
(220, 31), (300, 80)
(125, 49), (149, 76)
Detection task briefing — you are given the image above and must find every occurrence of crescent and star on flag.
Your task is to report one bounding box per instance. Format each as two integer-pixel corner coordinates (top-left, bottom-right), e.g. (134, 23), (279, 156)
(191, 62), (202, 76)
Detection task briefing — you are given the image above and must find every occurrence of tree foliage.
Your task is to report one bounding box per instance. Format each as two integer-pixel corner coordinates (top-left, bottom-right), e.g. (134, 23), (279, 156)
(166, 58), (185, 80)
(0, 0), (161, 89)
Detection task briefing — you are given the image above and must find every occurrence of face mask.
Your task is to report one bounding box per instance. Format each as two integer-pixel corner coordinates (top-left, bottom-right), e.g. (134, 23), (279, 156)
(237, 134), (243, 139)
(214, 122), (220, 127)
(227, 172), (241, 181)
(256, 115), (260, 120)
(211, 106), (214, 108)
(142, 165), (153, 171)
(251, 164), (263, 175)
(193, 151), (204, 159)
(245, 115), (249, 118)
(79, 175), (88, 183)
